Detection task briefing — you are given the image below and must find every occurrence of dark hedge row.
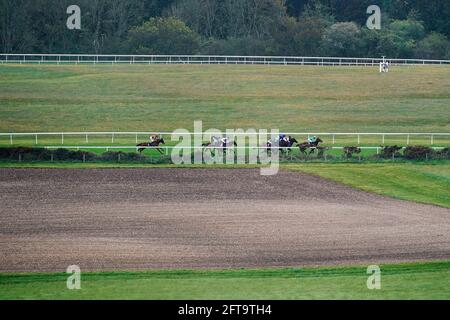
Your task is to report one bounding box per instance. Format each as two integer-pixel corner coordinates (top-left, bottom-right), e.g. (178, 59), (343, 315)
(0, 147), (171, 163)
(0, 146), (448, 163)
(377, 146), (450, 160)
(341, 145), (450, 160)
(308, 146), (449, 161)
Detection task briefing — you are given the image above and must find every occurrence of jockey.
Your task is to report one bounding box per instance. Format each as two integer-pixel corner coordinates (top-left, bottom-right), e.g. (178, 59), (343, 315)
(308, 136), (318, 145)
(221, 137), (229, 147)
(279, 134), (288, 143)
(149, 134), (159, 142)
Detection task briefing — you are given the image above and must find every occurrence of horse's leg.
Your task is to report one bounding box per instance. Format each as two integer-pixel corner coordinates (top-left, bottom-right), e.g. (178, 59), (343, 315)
(299, 146), (306, 155)
(204, 144), (213, 157)
(205, 145), (211, 158)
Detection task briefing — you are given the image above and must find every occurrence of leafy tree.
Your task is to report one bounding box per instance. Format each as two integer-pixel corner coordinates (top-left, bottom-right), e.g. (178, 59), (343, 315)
(170, 0), (287, 40)
(285, 0), (308, 17)
(376, 31), (415, 58)
(128, 17), (200, 54)
(359, 28), (382, 57)
(1, 0), (449, 58)
(402, 0), (450, 38)
(371, 19), (425, 59)
(272, 16), (328, 56)
(415, 32), (450, 59)
(321, 22), (361, 57)
(301, 0), (334, 23)
(0, 0), (37, 53)
(201, 36), (276, 56)
(389, 19), (425, 41)
(327, 0), (373, 25)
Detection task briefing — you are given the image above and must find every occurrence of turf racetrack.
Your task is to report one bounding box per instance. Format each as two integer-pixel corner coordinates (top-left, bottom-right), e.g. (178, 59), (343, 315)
(1, 168), (449, 272)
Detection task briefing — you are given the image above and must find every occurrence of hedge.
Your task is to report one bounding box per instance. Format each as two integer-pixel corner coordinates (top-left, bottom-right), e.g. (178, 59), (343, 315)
(1, 146), (448, 163)
(403, 146), (436, 160)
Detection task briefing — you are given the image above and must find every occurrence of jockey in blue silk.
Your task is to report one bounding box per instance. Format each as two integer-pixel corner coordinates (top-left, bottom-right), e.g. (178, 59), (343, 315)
(267, 134), (288, 148)
(279, 134), (288, 144)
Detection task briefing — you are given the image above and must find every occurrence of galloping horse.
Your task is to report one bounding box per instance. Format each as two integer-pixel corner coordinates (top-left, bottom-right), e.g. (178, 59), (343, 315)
(267, 136), (298, 154)
(203, 136), (237, 154)
(298, 137), (323, 155)
(137, 137), (165, 154)
(280, 136), (298, 154)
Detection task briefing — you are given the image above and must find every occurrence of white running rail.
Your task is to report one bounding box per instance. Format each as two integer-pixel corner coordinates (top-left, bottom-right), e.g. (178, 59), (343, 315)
(1, 54), (450, 66)
(1, 132), (449, 146)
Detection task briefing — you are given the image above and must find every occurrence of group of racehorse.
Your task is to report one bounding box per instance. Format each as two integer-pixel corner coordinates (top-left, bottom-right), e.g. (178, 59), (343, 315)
(267, 135), (323, 155)
(136, 135), (323, 155)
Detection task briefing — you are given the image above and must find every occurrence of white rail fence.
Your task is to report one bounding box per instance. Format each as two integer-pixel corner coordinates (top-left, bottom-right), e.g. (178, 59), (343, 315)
(1, 54), (450, 66)
(1, 132), (449, 146)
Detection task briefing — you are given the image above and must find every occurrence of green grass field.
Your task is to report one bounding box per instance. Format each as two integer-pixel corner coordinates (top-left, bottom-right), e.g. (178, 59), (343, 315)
(1, 261), (449, 300)
(287, 163), (450, 208)
(1, 64), (449, 134)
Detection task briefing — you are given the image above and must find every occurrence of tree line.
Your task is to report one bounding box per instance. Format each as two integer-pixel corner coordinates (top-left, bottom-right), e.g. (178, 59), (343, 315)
(1, 0), (449, 59)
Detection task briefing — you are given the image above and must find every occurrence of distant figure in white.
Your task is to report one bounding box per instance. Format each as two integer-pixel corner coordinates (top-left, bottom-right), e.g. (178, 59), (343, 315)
(380, 61), (389, 73)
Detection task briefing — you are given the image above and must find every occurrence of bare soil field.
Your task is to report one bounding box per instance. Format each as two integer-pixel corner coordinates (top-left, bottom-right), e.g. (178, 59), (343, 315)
(0, 168), (449, 272)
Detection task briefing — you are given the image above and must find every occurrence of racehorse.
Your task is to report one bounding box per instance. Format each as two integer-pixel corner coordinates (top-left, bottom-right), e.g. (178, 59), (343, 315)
(267, 136), (298, 155)
(137, 137), (165, 154)
(298, 137), (323, 155)
(280, 136), (298, 154)
(203, 136), (237, 155)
